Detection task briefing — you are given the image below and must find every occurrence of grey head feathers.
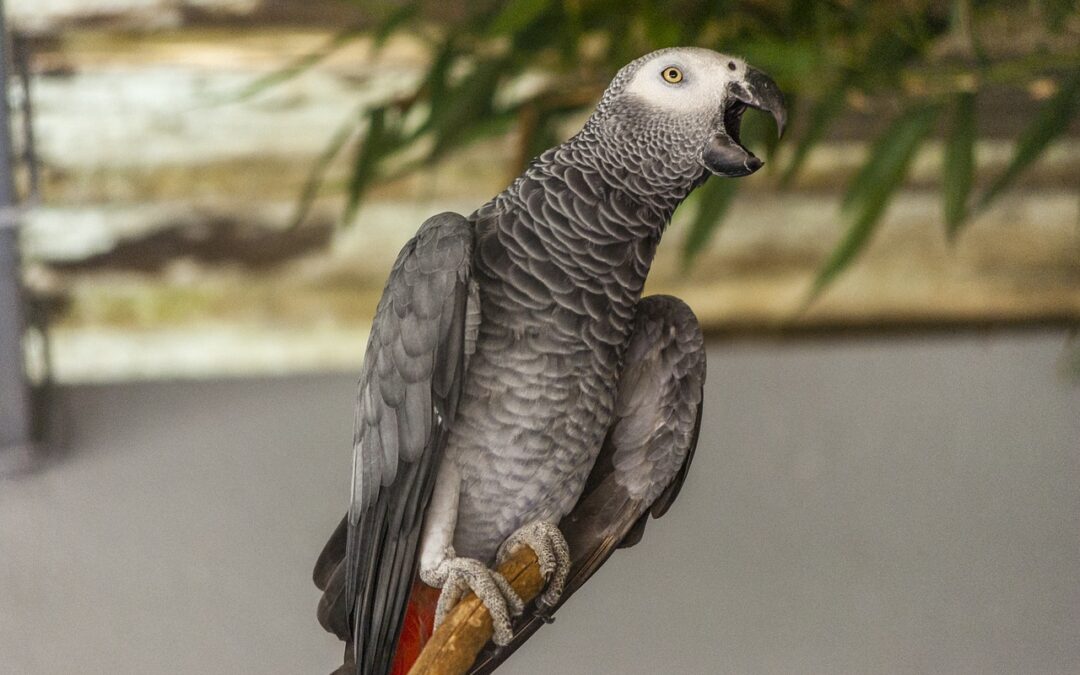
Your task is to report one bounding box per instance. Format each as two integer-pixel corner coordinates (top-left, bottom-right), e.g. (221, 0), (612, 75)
(583, 47), (786, 183)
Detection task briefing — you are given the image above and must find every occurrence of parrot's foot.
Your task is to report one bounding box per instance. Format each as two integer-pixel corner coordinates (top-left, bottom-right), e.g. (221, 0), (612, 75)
(421, 556), (524, 645)
(496, 520), (571, 611)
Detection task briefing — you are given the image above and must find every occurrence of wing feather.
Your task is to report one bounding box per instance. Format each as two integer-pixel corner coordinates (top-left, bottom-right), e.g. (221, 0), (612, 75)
(315, 212), (474, 675)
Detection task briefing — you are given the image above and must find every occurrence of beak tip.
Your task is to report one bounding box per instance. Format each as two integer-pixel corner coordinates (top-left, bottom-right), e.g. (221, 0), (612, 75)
(773, 99), (788, 139)
(743, 66), (788, 141)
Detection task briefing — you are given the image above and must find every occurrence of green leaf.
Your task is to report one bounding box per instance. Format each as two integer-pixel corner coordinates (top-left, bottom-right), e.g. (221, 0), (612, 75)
(842, 104), (939, 213)
(977, 72), (1080, 211)
(850, 28), (921, 92)
(420, 40), (458, 121)
(225, 26), (363, 104)
(1037, 0), (1076, 30)
(343, 106), (395, 225)
(949, 0), (985, 62)
(373, 4), (418, 49)
(681, 178), (739, 268)
(942, 91), (976, 239)
(807, 103), (940, 301)
(643, 10), (683, 47)
(780, 84), (847, 186)
(486, 0), (551, 36)
(427, 59), (506, 159)
(738, 37), (824, 84)
(287, 112), (359, 229)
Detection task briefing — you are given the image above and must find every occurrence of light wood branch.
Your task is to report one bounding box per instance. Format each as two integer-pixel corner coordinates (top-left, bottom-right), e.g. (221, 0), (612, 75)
(407, 547), (544, 675)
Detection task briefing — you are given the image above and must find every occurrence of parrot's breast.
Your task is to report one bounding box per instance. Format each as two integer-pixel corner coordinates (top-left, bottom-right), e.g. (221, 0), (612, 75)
(443, 155), (670, 562)
(447, 329), (621, 561)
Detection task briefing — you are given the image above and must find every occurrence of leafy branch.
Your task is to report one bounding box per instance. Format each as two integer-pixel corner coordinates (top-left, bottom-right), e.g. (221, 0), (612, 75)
(266, 0), (1078, 299)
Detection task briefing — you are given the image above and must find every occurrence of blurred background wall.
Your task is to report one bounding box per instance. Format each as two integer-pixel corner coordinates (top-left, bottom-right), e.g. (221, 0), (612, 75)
(7, 0), (1079, 381)
(1, 2), (1078, 674)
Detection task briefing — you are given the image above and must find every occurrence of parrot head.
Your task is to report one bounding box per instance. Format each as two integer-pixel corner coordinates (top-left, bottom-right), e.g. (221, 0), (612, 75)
(589, 47), (787, 182)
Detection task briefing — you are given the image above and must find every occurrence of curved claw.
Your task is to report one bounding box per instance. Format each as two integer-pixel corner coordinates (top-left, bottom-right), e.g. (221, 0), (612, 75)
(535, 604), (557, 624)
(496, 520), (571, 609)
(428, 557), (523, 646)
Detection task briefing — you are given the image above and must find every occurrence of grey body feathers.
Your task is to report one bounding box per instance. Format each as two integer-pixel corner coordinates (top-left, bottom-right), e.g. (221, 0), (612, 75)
(309, 45), (787, 675)
(448, 124), (702, 560)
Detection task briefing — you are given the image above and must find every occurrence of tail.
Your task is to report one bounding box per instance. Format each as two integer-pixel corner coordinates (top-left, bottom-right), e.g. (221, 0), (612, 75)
(316, 518), (439, 675)
(329, 581), (438, 675)
(389, 582), (440, 675)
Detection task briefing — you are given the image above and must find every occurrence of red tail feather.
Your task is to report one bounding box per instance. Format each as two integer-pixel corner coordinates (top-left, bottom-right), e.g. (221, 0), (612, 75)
(389, 580), (440, 675)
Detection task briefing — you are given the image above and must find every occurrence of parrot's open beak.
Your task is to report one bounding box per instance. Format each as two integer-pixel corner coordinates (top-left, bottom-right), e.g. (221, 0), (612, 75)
(702, 67), (787, 177)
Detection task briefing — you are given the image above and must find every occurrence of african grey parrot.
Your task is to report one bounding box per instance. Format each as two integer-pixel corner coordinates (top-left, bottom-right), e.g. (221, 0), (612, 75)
(314, 47), (786, 674)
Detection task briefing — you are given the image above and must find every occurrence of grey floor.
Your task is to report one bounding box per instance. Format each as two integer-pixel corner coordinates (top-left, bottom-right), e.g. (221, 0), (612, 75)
(2, 331), (1078, 674)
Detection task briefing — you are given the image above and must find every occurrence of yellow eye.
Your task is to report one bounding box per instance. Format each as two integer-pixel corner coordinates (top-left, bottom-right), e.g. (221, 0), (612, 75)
(661, 66), (683, 84)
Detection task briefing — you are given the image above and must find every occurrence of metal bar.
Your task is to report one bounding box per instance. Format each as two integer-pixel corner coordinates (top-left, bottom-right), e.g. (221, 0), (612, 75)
(0, 0), (33, 460)
(13, 32), (38, 202)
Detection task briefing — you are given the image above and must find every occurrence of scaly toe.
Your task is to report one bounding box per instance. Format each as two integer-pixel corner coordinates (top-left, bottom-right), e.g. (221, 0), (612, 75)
(498, 521), (571, 610)
(429, 557), (523, 645)
(492, 571), (525, 616)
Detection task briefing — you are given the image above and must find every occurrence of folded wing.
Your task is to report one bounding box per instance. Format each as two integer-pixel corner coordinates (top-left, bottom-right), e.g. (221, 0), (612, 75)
(314, 212), (475, 675)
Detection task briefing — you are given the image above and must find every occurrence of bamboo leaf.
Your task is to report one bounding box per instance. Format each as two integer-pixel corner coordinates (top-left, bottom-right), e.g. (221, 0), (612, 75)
(1037, 0), (1075, 29)
(943, 91), (976, 238)
(487, 0), (551, 36)
(976, 72), (1080, 211)
(419, 40), (458, 128)
(681, 178), (739, 268)
(225, 26), (363, 104)
(842, 104), (939, 213)
(373, 4), (418, 49)
(428, 59), (506, 159)
(287, 113), (359, 229)
(780, 84), (847, 186)
(808, 104), (940, 300)
(343, 107), (392, 225)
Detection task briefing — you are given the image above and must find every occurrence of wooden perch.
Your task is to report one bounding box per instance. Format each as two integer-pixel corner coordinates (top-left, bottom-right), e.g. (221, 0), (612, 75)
(407, 546), (544, 675)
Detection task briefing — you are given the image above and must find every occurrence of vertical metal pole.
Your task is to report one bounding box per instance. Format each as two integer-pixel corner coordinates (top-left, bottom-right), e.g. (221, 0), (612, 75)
(0, 0), (33, 458)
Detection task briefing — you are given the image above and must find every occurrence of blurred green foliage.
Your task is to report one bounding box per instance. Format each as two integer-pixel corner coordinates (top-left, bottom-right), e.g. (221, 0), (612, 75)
(263, 0), (1079, 298)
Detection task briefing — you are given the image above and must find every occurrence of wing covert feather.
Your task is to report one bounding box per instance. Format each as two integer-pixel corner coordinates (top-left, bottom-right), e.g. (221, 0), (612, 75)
(331, 212), (474, 675)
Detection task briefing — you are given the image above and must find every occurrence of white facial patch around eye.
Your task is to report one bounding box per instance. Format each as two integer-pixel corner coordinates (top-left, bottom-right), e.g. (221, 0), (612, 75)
(623, 49), (742, 115)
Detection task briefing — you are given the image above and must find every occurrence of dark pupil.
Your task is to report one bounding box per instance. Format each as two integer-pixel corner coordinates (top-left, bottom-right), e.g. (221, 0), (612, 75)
(667, 69), (677, 78)
(728, 61), (736, 71)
